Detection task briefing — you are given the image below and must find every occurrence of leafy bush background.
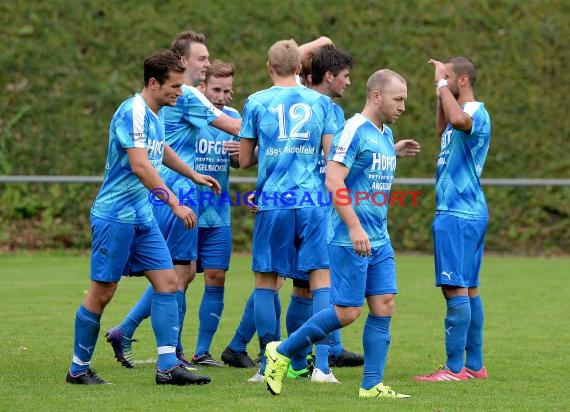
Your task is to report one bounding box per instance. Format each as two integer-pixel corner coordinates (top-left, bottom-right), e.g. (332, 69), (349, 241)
(1, 0), (568, 253)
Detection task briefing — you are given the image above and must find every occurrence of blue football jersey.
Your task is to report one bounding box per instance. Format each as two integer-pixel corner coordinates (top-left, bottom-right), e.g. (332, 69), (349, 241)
(240, 85), (337, 210)
(328, 113), (396, 247)
(161, 85), (222, 202)
(435, 102), (491, 219)
(195, 106), (240, 227)
(91, 94), (165, 223)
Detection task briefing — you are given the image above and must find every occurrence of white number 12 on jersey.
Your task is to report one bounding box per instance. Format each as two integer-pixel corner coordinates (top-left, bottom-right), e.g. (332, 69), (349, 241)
(270, 103), (312, 141)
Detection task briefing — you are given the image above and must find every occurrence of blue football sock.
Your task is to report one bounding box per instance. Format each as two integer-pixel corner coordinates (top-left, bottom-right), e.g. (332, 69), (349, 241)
(466, 295), (484, 371)
(361, 314), (391, 390)
(278, 307), (341, 359)
(254, 288), (277, 373)
(228, 291), (255, 353)
(329, 328), (343, 357)
(286, 294), (313, 371)
(274, 291), (282, 341)
(151, 291), (179, 371)
(119, 284), (152, 339)
(312, 287), (332, 373)
(175, 290), (186, 353)
(445, 295), (471, 373)
(195, 285), (224, 356)
(70, 305), (101, 375)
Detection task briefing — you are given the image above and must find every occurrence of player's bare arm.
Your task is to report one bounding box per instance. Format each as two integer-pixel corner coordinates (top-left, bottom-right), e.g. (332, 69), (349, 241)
(321, 133), (333, 160)
(298, 36), (334, 57)
(211, 113), (242, 136)
(238, 138), (258, 169)
(429, 58), (472, 132)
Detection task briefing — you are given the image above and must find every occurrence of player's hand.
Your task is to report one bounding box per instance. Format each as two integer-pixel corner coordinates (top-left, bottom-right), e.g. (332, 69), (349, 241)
(395, 139), (421, 157)
(246, 192), (258, 214)
(223, 140), (240, 156)
(193, 174), (221, 194)
(349, 226), (371, 257)
(172, 205), (197, 229)
(428, 58), (446, 82)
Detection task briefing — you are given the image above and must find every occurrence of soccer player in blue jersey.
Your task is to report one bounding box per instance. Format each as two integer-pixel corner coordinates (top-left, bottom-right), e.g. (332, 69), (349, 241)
(190, 60), (241, 367)
(66, 50), (216, 386)
(281, 44), (360, 383)
(105, 31), (241, 369)
(239, 39), (337, 383)
(221, 39), (339, 373)
(414, 56), (491, 382)
(263, 69), (412, 398)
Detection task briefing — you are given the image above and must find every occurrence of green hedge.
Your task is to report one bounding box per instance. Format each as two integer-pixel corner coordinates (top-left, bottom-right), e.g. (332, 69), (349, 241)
(1, 0), (568, 253)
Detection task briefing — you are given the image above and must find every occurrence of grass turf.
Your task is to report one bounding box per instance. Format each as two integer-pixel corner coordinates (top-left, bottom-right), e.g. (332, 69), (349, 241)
(0, 251), (568, 411)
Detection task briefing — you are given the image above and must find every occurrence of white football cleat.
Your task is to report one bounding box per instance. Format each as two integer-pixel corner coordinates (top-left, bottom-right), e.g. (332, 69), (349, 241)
(247, 370), (265, 383)
(311, 368), (341, 383)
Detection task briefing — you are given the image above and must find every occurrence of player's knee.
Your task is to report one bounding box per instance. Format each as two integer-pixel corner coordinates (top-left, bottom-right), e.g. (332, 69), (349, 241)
(254, 272), (278, 289)
(441, 285), (466, 298)
(336, 306), (361, 325)
(381, 298), (395, 316)
(205, 269), (226, 286)
(368, 294), (396, 317)
(174, 262), (196, 288)
(293, 290), (312, 300)
(92, 282), (118, 309)
(151, 270), (179, 293)
(292, 284), (311, 299)
(164, 277), (179, 292)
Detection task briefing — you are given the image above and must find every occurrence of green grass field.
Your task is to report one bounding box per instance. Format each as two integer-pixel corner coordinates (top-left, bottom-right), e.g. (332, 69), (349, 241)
(0, 252), (568, 411)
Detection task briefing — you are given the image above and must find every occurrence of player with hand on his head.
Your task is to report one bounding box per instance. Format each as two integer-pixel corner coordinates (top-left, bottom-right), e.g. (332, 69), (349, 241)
(414, 56), (491, 382)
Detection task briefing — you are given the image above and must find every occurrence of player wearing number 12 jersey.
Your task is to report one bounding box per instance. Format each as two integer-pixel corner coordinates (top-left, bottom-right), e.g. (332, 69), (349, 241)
(239, 39), (337, 379)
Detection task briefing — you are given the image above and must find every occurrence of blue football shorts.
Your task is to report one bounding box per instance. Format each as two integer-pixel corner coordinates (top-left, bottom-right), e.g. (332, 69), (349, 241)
(196, 226), (232, 272)
(152, 202), (198, 262)
(432, 214), (488, 288)
(90, 215), (173, 282)
(252, 207), (329, 277)
(328, 242), (397, 307)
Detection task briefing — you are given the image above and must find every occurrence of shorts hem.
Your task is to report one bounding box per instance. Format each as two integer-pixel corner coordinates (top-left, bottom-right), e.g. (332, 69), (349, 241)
(282, 273), (309, 281)
(331, 300), (365, 308)
(435, 282), (476, 288)
(297, 265), (330, 272)
(172, 259), (195, 265)
(252, 267), (283, 274)
(365, 289), (398, 296)
(198, 266), (230, 272)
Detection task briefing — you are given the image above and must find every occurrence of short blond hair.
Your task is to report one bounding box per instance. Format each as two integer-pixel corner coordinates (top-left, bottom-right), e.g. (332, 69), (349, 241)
(267, 39), (301, 76)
